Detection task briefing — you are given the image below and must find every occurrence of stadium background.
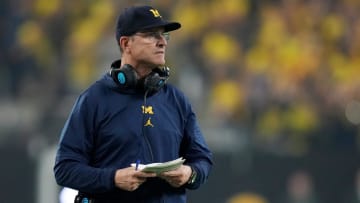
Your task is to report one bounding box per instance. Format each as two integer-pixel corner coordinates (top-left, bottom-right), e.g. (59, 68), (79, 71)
(1, 0), (360, 202)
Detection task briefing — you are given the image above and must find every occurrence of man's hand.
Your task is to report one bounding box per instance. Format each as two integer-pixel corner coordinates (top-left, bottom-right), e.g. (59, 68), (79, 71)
(158, 165), (192, 188)
(114, 166), (156, 191)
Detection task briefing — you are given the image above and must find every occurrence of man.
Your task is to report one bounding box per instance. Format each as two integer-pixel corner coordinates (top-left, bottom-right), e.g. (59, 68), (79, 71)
(54, 5), (213, 203)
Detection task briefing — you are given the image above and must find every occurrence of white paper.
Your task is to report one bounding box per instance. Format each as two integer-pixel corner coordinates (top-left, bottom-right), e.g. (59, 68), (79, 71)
(131, 157), (185, 173)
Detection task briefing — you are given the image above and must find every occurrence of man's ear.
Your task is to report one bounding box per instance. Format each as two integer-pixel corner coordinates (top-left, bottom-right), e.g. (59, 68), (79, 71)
(119, 36), (131, 53)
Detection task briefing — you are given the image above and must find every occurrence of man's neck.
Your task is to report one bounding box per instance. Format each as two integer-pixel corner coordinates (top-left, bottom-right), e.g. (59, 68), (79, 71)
(121, 59), (156, 79)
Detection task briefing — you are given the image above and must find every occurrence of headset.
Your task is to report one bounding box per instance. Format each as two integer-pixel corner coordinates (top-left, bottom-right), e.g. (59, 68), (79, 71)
(109, 60), (170, 94)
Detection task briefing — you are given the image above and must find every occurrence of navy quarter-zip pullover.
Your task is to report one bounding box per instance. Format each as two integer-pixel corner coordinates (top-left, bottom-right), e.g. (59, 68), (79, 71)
(54, 72), (213, 202)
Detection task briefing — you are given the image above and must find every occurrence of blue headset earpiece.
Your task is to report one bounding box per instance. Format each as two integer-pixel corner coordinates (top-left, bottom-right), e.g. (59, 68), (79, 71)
(116, 72), (126, 85)
(110, 63), (138, 89)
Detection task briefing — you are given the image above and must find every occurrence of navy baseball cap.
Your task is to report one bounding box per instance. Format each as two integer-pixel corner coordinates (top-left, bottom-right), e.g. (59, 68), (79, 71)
(115, 5), (181, 42)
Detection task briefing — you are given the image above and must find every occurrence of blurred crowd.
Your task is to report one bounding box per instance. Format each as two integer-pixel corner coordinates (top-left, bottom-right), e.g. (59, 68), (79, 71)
(1, 0), (360, 202)
(168, 0), (360, 157)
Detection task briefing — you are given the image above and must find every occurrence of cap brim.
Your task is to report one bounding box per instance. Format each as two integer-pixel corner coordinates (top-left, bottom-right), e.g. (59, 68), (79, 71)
(163, 22), (181, 32)
(140, 21), (181, 33)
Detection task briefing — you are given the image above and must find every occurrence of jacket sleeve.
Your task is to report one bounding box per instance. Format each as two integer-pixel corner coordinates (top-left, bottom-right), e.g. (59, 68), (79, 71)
(53, 93), (116, 193)
(180, 100), (213, 190)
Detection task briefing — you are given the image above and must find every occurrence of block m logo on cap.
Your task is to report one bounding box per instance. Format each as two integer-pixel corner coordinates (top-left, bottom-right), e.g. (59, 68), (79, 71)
(149, 9), (161, 18)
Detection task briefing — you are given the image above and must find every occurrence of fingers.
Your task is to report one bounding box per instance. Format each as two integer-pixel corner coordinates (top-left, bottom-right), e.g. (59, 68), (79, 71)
(127, 181), (143, 191)
(159, 175), (183, 188)
(135, 171), (157, 178)
(120, 180), (144, 191)
(126, 173), (150, 191)
(169, 165), (192, 187)
(114, 167), (154, 191)
(126, 176), (147, 191)
(159, 165), (192, 188)
(126, 172), (155, 191)
(167, 179), (182, 188)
